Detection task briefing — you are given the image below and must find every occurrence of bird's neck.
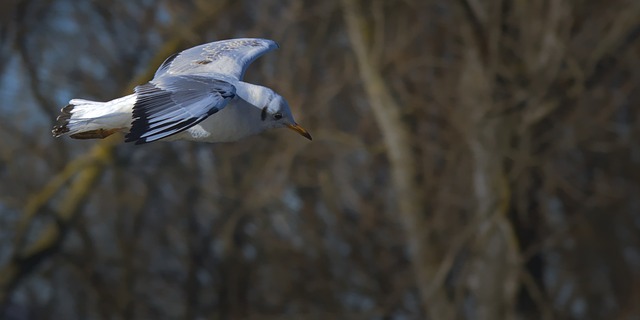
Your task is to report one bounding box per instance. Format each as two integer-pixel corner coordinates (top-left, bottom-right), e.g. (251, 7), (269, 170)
(234, 82), (273, 109)
(204, 82), (270, 140)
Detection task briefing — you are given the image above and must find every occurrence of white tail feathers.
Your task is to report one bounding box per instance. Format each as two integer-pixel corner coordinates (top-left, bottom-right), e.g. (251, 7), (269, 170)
(52, 95), (135, 139)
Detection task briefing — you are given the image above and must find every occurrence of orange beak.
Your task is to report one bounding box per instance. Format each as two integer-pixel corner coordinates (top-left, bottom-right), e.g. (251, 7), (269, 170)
(286, 123), (312, 140)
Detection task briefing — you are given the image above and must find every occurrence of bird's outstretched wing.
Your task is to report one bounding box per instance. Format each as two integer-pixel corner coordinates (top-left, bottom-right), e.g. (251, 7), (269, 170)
(125, 74), (236, 145)
(153, 38), (279, 81)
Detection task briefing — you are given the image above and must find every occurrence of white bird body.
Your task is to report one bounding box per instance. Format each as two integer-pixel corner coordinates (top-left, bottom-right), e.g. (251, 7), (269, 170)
(53, 38), (311, 144)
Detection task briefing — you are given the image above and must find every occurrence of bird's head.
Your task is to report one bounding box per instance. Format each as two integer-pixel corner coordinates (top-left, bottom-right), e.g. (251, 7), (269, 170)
(260, 93), (312, 140)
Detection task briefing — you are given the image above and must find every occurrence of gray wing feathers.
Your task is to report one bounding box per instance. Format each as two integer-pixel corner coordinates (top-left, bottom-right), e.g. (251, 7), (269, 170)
(153, 38), (278, 80)
(125, 75), (235, 144)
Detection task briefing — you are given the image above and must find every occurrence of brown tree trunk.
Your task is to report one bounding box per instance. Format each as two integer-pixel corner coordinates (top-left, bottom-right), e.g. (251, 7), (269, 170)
(456, 45), (519, 320)
(341, 0), (455, 318)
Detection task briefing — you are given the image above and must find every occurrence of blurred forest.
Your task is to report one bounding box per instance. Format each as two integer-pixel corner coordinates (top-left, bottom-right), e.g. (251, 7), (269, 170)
(1, 0), (639, 319)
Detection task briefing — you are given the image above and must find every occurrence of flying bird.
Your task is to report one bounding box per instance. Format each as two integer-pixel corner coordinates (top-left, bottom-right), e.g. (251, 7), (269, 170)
(52, 38), (311, 144)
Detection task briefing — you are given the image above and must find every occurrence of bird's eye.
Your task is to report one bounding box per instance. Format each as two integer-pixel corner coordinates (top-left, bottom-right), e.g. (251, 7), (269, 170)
(274, 113), (283, 120)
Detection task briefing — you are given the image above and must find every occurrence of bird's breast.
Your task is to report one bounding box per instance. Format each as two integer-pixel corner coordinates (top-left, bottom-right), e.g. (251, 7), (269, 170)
(174, 99), (262, 143)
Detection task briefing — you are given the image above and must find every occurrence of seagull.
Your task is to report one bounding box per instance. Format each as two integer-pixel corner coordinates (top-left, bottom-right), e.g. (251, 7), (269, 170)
(52, 38), (311, 144)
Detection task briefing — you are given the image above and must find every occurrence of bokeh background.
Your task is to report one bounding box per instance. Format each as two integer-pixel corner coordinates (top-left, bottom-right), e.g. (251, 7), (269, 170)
(1, 0), (640, 319)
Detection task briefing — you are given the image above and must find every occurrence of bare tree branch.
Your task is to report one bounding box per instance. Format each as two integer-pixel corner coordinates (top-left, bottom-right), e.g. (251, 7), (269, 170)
(341, 0), (455, 318)
(0, 2), (231, 306)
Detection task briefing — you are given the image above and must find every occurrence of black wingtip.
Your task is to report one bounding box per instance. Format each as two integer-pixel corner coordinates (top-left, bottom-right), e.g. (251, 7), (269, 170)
(124, 82), (217, 145)
(124, 83), (165, 144)
(123, 134), (148, 145)
(52, 104), (74, 137)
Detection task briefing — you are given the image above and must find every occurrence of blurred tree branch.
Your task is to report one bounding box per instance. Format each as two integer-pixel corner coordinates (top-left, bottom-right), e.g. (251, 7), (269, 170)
(0, 1), (230, 307)
(341, 0), (454, 318)
(1, 0), (639, 318)
(15, 36), (56, 119)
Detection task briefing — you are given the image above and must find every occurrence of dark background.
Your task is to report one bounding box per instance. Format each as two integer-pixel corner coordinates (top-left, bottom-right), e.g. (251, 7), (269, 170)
(1, 0), (639, 319)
